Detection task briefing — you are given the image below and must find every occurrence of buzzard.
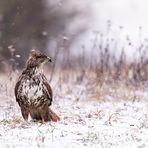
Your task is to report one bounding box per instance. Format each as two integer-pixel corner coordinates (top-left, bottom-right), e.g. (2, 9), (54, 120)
(15, 50), (60, 123)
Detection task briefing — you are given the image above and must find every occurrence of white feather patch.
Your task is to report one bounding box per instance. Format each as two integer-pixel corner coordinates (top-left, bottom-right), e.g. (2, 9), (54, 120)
(22, 79), (43, 100)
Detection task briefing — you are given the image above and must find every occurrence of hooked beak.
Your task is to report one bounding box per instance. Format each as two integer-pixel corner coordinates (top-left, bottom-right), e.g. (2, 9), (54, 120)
(47, 57), (52, 62)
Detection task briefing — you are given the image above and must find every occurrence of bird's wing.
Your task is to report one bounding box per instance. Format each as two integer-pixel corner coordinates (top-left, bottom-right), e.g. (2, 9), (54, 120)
(14, 75), (23, 102)
(14, 79), (21, 102)
(43, 79), (53, 106)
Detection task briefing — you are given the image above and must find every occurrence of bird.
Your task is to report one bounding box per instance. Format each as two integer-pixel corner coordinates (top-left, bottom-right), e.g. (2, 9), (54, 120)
(15, 49), (60, 123)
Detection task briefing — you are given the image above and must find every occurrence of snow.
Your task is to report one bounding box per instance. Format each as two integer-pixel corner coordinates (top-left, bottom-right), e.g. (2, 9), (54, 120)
(0, 99), (148, 148)
(0, 73), (148, 148)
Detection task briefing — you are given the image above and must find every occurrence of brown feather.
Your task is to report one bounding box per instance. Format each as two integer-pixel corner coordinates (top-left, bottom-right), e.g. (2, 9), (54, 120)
(14, 50), (60, 123)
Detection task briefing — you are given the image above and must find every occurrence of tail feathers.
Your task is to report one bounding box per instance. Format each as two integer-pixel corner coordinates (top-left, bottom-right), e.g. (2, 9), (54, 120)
(48, 108), (60, 122)
(30, 108), (60, 122)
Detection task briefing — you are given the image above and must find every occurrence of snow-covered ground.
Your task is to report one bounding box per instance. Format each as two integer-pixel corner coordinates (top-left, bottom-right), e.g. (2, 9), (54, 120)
(0, 95), (148, 147)
(0, 73), (148, 148)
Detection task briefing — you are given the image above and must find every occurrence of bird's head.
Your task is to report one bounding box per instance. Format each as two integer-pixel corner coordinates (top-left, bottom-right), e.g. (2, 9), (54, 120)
(26, 49), (52, 68)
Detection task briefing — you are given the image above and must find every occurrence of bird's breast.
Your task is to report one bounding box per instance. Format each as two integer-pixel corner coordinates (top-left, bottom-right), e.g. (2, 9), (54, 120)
(22, 78), (43, 100)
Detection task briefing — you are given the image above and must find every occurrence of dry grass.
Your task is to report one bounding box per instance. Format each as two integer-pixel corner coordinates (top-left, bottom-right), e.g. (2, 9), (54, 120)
(0, 71), (147, 147)
(0, 25), (148, 147)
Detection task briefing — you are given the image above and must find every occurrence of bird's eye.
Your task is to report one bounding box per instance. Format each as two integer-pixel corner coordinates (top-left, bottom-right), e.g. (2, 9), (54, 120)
(41, 55), (47, 59)
(36, 54), (43, 58)
(37, 55), (41, 58)
(38, 55), (47, 60)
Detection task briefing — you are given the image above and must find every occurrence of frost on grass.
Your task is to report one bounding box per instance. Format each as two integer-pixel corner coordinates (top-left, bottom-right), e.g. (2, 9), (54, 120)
(0, 73), (148, 148)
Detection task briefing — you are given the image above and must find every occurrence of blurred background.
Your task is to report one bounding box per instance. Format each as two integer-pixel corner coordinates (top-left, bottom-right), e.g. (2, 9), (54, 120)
(1, 0), (148, 85)
(0, 0), (93, 70)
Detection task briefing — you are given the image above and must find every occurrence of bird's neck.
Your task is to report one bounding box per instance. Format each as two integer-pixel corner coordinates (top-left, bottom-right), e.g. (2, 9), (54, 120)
(23, 66), (43, 76)
(35, 66), (43, 75)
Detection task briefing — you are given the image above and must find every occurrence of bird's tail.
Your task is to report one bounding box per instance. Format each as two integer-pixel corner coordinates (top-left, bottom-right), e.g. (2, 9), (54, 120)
(48, 108), (60, 122)
(30, 108), (60, 122)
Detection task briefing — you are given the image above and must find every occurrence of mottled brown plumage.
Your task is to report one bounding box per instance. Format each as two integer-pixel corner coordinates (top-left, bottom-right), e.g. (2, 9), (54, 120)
(15, 50), (60, 122)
